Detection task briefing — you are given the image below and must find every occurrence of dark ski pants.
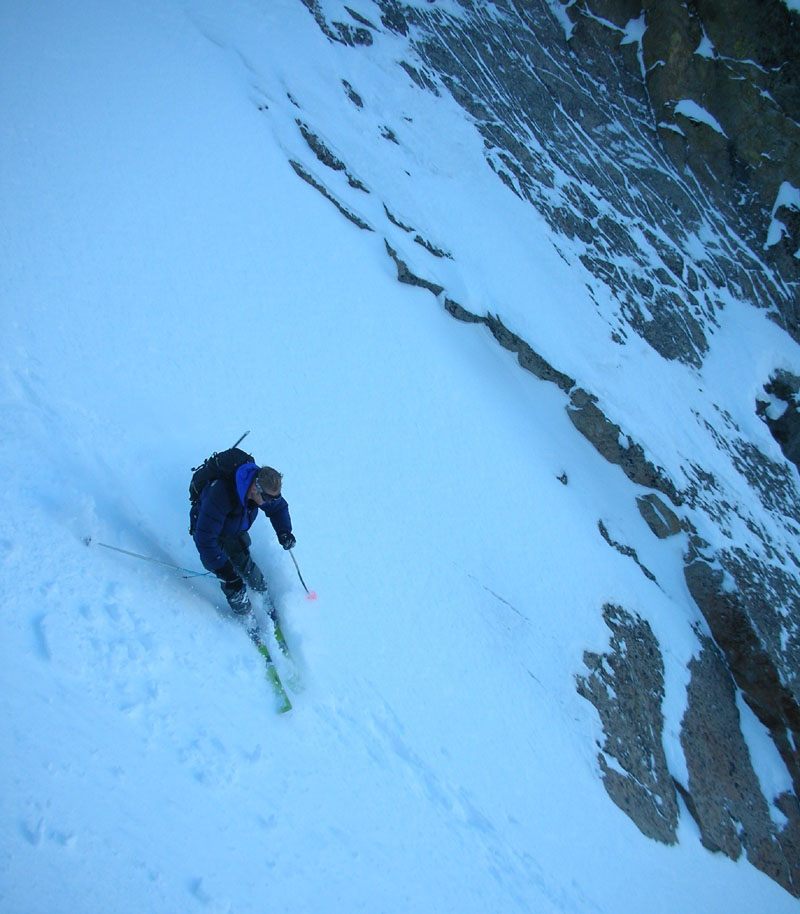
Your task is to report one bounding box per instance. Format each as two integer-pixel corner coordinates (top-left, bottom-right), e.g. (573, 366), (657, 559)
(218, 532), (268, 612)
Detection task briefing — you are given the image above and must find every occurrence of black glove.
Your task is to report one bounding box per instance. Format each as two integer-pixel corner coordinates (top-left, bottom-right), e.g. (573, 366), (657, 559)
(215, 560), (243, 591)
(278, 531), (296, 551)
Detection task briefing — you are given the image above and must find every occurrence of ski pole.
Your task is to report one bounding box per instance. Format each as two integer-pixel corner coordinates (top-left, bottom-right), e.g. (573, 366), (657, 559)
(87, 538), (211, 578)
(232, 430), (250, 449)
(289, 550), (316, 600)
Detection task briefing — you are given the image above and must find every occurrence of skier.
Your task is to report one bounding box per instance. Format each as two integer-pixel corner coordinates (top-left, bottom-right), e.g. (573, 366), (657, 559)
(191, 462), (296, 622)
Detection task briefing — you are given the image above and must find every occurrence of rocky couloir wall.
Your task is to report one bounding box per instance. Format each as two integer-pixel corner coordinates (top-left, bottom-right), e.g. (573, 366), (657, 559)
(292, 0), (800, 894)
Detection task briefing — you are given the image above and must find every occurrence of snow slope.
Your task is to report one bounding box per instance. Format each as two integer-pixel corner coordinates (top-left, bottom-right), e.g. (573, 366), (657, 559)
(1, 0), (796, 911)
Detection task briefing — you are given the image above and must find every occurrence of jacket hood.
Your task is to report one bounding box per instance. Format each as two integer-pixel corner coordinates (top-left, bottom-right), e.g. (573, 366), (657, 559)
(235, 462), (260, 505)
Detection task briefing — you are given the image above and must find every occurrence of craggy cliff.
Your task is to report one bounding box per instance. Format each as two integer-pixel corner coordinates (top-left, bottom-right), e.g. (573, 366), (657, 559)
(287, 0), (800, 895)
(572, 0), (800, 300)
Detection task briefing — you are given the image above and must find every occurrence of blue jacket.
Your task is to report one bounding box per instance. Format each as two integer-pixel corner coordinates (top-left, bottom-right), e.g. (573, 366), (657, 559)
(192, 462), (292, 572)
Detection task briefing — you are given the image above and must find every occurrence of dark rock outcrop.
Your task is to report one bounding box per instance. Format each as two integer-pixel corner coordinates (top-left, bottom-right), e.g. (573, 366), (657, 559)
(576, 604), (679, 844)
(638, 0), (800, 254)
(684, 548), (800, 797)
(636, 493), (682, 538)
(681, 635), (800, 895)
(597, 520), (657, 582)
(758, 370), (800, 472)
(288, 160), (373, 231)
(568, 0), (800, 334)
(567, 389), (682, 503)
(296, 121), (370, 191)
(383, 242), (577, 392)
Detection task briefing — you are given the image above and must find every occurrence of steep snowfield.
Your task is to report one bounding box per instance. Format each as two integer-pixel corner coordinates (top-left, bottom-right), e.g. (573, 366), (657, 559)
(1, 1), (796, 911)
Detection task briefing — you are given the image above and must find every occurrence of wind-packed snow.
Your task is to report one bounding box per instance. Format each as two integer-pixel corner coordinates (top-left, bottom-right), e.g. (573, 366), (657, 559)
(620, 14), (647, 80)
(694, 32), (716, 58)
(673, 99), (728, 136)
(767, 181), (800, 253)
(2, 0), (798, 912)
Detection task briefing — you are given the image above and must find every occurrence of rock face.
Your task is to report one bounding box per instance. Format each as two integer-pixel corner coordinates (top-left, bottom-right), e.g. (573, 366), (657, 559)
(758, 370), (800, 472)
(579, 609), (800, 894)
(288, 0), (800, 895)
(639, 0), (800, 263)
(680, 635), (800, 894)
(636, 493), (682, 538)
(568, 0), (800, 323)
(567, 389), (681, 503)
(595, 0), (800, 208)
(576, 605), (679, 844)
(684, 547), (800, 797)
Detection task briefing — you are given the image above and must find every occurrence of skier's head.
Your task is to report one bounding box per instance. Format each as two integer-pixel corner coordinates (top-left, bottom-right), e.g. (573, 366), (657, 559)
(254, 466), (283, 502)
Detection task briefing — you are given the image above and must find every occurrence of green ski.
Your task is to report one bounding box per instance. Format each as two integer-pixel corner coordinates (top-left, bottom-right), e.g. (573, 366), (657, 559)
(272, 617), (291, 658)
(269, 616), (302, 694)
(256, 641), (292, 713)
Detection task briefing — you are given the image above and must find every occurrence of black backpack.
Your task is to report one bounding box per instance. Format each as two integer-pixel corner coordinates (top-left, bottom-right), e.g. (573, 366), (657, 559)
(188, 446), (254, 534)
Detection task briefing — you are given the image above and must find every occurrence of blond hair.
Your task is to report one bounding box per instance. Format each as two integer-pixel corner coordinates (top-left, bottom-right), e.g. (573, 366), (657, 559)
(256, 466), (283, 494)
